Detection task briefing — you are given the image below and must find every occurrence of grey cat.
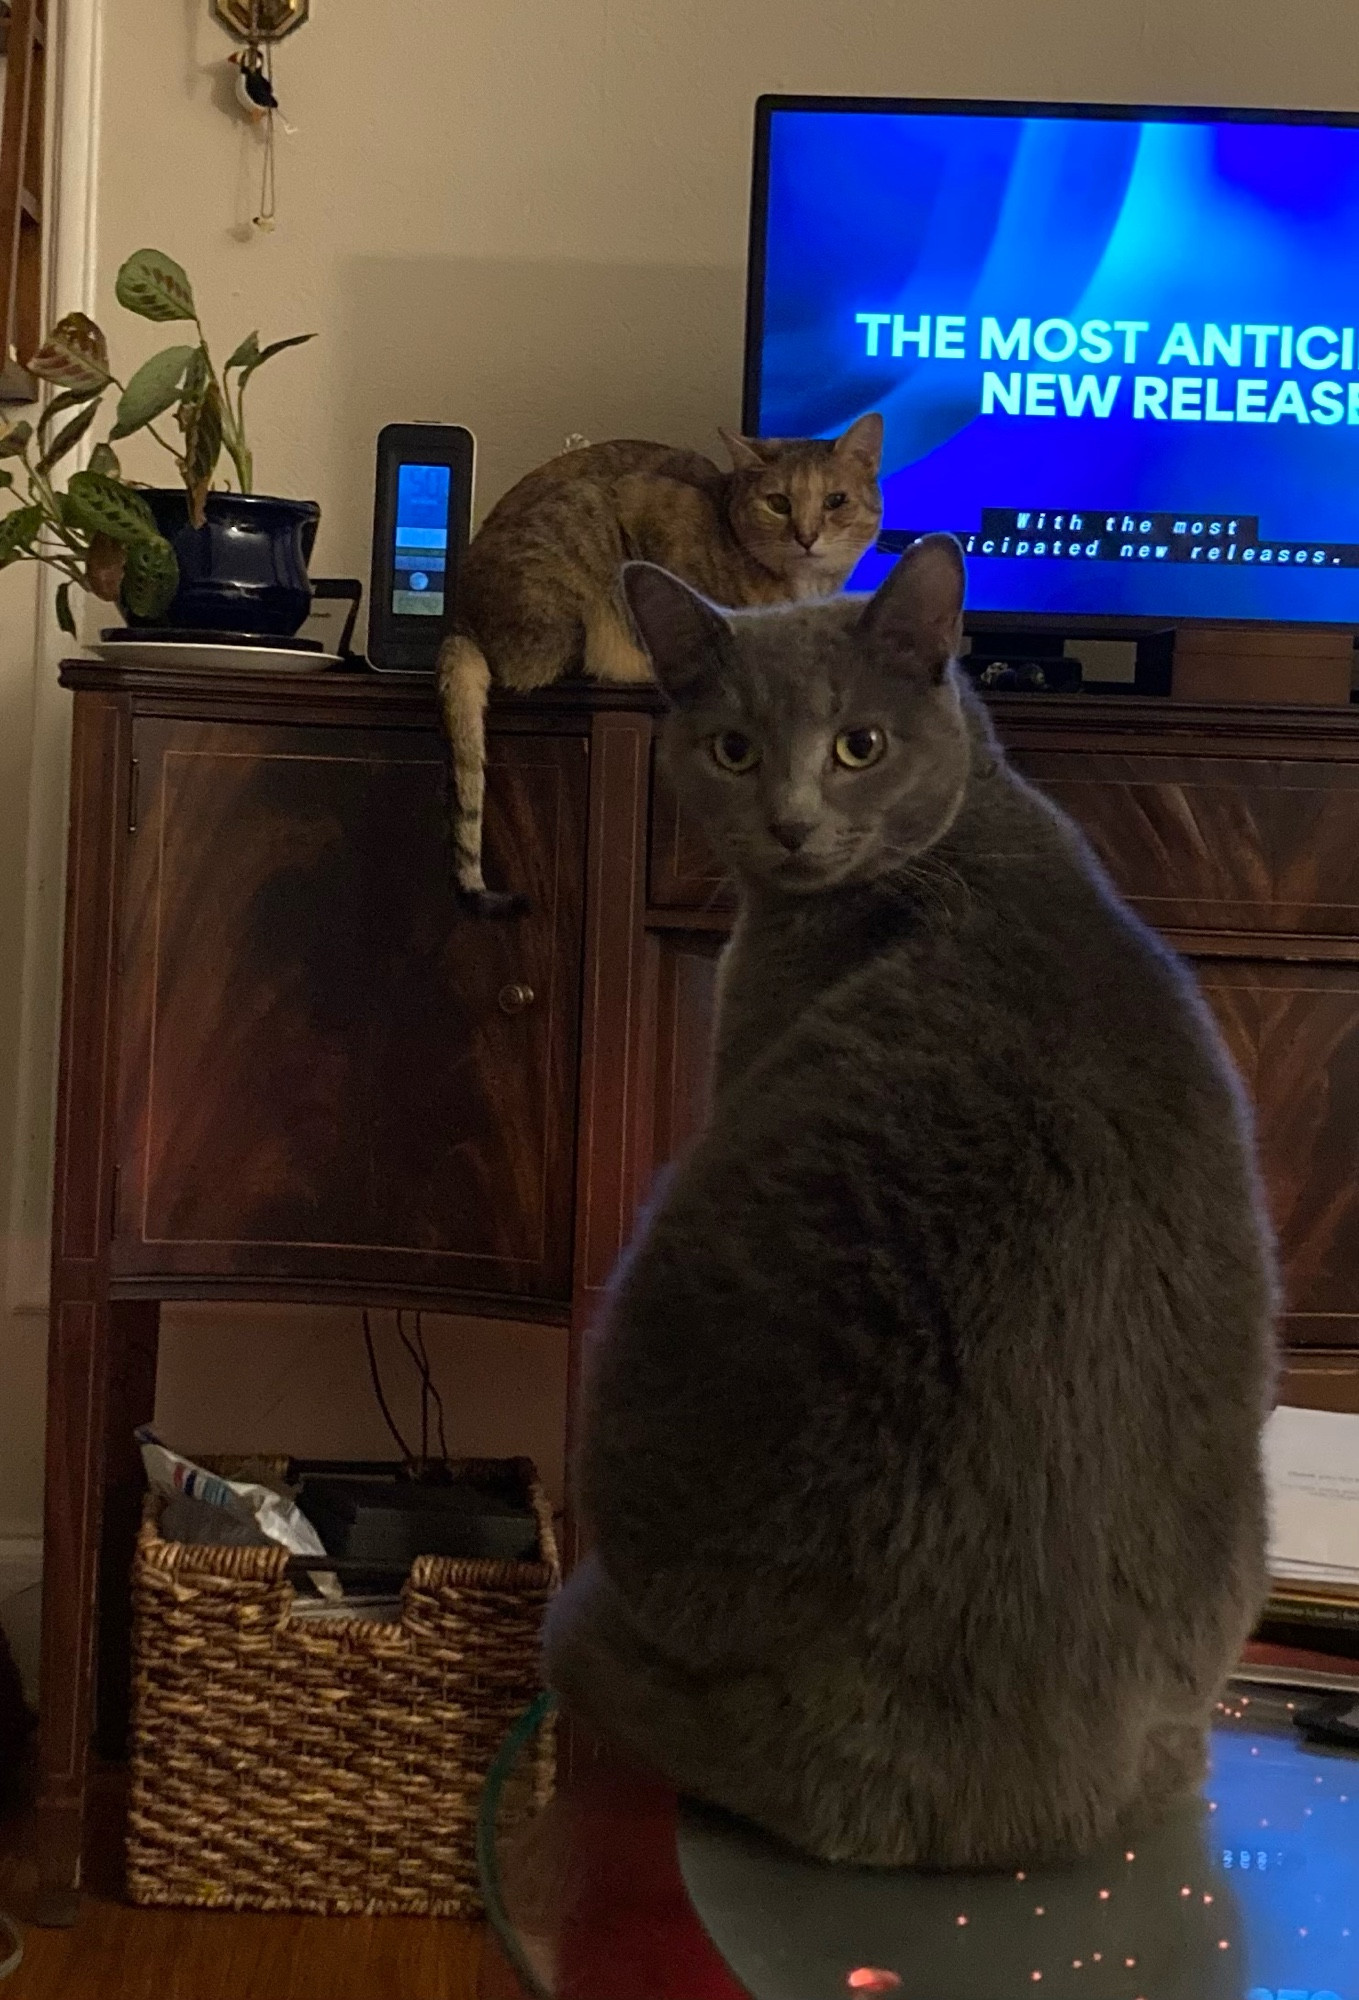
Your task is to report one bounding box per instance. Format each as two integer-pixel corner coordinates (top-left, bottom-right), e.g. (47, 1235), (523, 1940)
(544, 535), (1278, 1869)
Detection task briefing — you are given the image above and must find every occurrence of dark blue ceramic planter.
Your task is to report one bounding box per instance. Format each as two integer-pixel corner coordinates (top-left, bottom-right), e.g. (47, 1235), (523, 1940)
(130, 489), (321, 637)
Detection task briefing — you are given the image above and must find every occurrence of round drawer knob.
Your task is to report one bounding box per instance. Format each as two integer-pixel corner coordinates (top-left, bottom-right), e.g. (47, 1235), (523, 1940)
(498, 982), (536, 1015)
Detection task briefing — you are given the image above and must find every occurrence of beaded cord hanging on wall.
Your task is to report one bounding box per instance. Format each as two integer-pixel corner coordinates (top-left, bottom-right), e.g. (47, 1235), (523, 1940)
(213, 0), (309, 232)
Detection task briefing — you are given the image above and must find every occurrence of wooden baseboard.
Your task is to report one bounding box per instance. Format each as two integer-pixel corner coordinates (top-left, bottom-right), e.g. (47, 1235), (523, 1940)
(1172, 626), (1354, 704)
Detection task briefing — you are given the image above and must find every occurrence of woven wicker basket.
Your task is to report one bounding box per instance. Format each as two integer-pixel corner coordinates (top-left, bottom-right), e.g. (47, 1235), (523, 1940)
(126, 1456), (559, 1917)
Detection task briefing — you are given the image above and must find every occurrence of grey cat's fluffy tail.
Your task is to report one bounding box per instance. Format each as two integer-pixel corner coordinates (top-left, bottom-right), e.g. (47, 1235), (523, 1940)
(437, 633), (525, 918)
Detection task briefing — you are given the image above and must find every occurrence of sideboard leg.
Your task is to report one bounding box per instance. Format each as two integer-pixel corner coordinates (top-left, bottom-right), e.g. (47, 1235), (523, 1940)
(36, 689), (133, 1922)
(35, 1296), (112, 1923)
(96, 1299), (160, 1760)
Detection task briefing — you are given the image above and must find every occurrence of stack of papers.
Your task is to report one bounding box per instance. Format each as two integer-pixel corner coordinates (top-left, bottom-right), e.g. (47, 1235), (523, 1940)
(1266, 1404), (1359, 1589)
(1263, 1405), (1359, 1632)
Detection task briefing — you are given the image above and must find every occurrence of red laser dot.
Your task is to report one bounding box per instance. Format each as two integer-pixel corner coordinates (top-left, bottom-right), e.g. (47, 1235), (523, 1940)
(846, 1973), (901, 1995)
(1203, 1893), (1214, 1905)
(1016, 1870), (1027, 1881)
(1092, 1953), (1102, 1964)
(956, 1915), (968, 1927)
(1124, 1849), (1135, 1861)
(1125, 1958), (1136, 1968)
(1219, 1940), (1230, 1951)
(1034, 1907), (1045, 1916)
(1098, 1888), (1110, 1900)
(1031, 1974), (1042, 1984)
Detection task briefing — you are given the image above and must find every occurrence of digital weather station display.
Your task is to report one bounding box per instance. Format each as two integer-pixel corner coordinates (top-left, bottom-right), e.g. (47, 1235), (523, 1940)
(750, 102), (1359, 622)
(391, 460), (451, 618)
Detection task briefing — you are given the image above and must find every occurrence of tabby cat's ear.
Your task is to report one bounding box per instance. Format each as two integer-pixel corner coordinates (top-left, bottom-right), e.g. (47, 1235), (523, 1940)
(857, 533), (965, 683)
(718, 427), (770, 472)
(622, 562), (732, 705)
(833, 411), (884, 473)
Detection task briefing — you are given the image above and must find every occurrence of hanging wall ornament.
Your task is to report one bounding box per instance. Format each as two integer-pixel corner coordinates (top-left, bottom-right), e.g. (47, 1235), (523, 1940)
(214, 0), (309, 233)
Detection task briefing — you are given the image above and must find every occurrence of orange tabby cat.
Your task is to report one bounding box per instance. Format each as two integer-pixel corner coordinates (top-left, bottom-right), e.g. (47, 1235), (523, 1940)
(439, 416), (883, 914)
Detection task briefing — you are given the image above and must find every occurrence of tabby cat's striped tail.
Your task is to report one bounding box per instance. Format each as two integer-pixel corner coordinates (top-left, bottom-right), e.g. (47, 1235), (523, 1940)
(437, 633), (526, 918)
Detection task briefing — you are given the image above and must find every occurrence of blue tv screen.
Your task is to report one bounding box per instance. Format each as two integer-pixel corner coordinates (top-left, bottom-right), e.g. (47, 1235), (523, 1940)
(745, 98), (1359, 627)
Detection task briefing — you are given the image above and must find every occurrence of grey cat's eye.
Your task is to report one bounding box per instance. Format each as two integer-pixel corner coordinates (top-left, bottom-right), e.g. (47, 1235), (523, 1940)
(824, 492), (847, 510)
(765, 494), (792, 515)
(833, 727), (885, 770)
(712, 731), (760, 774)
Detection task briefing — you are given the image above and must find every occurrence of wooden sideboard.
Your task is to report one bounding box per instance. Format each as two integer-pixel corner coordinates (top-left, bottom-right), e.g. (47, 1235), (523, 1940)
(35, 661), (1359, 1919)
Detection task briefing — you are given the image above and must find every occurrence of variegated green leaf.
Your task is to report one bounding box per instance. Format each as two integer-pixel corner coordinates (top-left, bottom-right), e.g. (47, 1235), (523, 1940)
(115, 248), (196, 323)
(36, 381), (107, 436)
(27, 312), (111, 390)
(64, 469), (160, 544)
(237, 330), (314, 390)
(36, 397), (102, 474)
(181, 379), (223, 527)
(0, 504), (44, 563)
(120, 533), (178, 619)
(109, 344), (198, 440)
(223, 330), (260, 373)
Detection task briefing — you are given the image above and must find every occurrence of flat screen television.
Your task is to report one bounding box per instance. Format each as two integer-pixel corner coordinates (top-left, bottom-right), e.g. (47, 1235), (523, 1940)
(744, 97), (1359, 629)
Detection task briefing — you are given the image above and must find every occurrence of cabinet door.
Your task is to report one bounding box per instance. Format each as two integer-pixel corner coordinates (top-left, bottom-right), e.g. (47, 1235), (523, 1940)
(1008, 750), (1359, 940)
(113, 718), (586, 1305)
(651, 934), (722, 1166)
(1194, 959), (1359, 1349)
(649, 767), (734, 914)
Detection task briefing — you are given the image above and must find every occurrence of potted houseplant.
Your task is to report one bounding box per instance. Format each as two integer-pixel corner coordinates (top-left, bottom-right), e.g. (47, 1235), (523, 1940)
(0, 247), (317, 638)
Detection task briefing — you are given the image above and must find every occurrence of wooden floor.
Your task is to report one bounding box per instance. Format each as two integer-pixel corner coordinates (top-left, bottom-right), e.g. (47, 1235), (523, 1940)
(0, 1770), (485, 2000)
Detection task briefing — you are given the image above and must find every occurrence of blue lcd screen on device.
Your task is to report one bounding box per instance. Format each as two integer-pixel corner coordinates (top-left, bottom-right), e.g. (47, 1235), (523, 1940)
(392, 461), (451, 617)
(748, 101), (1359, 624)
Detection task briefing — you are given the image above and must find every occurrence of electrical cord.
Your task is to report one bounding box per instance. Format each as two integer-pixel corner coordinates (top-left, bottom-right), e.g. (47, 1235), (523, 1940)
(364, 1309), (452, 1476)
(0, 1908), (21, 1981)
(361, 1309), (416, 1468)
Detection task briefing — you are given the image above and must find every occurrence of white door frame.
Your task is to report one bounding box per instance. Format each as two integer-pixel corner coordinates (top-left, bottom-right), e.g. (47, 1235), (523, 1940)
(4, 0), (104, 1316)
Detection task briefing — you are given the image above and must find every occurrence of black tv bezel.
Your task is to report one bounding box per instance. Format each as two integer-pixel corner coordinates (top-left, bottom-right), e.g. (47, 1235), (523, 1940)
(742, 93), (1359, 635)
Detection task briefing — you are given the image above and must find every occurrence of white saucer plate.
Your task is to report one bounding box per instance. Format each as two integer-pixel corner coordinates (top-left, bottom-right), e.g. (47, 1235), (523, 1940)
(90, 640), (344, 674)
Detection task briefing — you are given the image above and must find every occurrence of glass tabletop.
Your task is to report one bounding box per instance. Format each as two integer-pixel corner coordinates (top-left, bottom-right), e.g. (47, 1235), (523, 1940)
(476, 1676), (1359, 2000)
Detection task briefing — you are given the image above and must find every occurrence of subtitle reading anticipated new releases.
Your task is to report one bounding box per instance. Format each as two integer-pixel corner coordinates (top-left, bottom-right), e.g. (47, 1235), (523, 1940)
(878, 509), (1359, 568)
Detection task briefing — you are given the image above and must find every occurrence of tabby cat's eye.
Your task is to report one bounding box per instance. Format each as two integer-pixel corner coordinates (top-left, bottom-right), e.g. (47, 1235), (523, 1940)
(765, 493), (792, 515)
(833, 727), (886, 770)
(824, 491), (847, 510)
(712, 731), (760, 774)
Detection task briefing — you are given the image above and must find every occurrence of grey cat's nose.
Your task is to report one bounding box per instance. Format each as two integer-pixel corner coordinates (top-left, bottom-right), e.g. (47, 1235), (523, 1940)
(770, 818), (814, 852)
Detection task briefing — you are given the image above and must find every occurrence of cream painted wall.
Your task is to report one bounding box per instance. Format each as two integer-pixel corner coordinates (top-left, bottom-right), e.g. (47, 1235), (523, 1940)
(4, 0), (1359, 1537)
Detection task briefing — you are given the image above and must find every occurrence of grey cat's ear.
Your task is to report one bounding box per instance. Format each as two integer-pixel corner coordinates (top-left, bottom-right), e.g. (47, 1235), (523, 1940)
(833, 411), (884, 473)
(857, 533), (965, 682)
(622, 561), (732, 704)
(718, 427), (770, 472)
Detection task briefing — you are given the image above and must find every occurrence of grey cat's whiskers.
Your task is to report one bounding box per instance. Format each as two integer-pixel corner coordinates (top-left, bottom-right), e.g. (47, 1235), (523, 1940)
(891, 851), (973, 923)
